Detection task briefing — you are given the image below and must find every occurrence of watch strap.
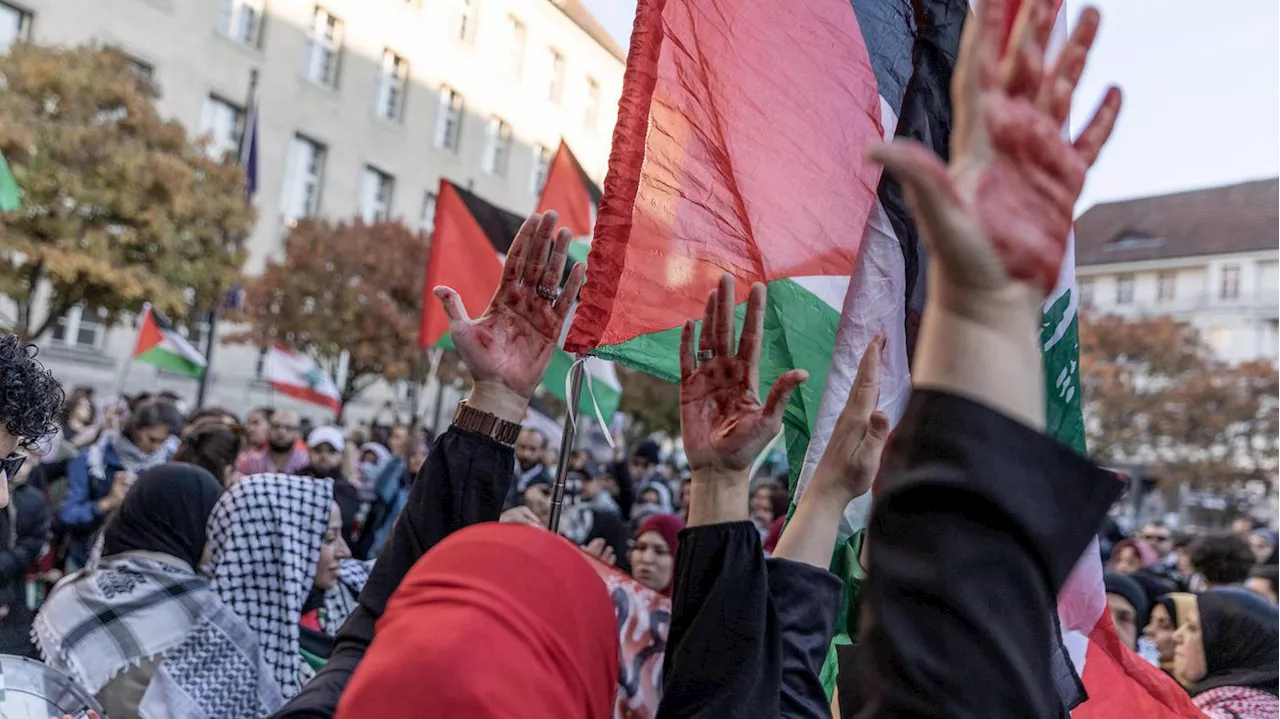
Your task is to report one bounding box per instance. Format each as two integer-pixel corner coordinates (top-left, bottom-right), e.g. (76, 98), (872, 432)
(452, 401), (521, 446)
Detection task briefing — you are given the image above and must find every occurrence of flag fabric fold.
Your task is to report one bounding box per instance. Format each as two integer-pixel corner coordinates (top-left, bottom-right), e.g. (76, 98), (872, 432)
(132, 305), (207, 378)
(262, 345), (341, 412)
(536, 141), (601, 240)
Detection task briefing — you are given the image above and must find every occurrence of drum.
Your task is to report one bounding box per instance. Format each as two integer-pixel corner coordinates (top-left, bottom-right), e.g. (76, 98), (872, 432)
(0, 654), (105, 718)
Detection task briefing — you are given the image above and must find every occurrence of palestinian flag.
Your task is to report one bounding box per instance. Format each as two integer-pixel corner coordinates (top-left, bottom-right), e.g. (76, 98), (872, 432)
(132, 305), (207, 378)
(0, 152), (21, 212)
(565, 0), (1200, 715)
(535, 141), (601, 239)
(418, 179), (621, 419)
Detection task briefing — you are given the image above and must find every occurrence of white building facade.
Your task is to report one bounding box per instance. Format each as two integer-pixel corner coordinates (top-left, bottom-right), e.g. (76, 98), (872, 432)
(0, 0), (624, 421)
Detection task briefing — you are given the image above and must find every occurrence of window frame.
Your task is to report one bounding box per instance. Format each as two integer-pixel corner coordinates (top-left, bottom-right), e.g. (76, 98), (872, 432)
(303, 6), (344, 88)
(482, 116), (512, 176)
(50, 306), (108, 351)
(0, 1), (33, 53)
(434, 86), (464, 152)
(282, 133), (327, 222)
(359, 165), (396, 223)
(217, 0), (265, 47)
(1115, 274), (1135, 305)
(199, 94), (245, 161)
(374, 49), (409, 121)
(1220, 264), (1241, 300)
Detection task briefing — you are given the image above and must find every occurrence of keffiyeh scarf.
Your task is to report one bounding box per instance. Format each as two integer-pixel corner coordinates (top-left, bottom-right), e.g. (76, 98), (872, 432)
(201, 473), (334, 699)
(320, 558), (373, 636)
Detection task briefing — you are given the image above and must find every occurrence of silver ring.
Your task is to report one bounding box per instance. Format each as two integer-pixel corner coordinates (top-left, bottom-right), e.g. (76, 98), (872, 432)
(535, 285), (560, 301)
(696, 349), (715, 362)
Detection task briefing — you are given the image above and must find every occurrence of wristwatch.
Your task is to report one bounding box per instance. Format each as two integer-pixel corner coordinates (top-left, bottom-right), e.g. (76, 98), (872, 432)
(452, 401), (522, 446)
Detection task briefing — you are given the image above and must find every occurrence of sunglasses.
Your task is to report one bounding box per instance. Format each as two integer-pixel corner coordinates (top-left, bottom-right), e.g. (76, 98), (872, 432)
(0, 454), (26, 481)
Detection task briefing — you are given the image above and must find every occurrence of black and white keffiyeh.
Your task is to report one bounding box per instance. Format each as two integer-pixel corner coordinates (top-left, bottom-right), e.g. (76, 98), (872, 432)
(320, 558), (372, 636)
(202, 473), (334, 699)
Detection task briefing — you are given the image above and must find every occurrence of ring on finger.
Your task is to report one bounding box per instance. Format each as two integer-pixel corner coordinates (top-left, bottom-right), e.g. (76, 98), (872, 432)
(696, 349), (715, 362)
(536, 285), (560, 301)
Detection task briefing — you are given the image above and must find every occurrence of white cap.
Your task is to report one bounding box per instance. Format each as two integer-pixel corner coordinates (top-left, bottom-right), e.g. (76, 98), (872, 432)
(307, 426), (345, 452)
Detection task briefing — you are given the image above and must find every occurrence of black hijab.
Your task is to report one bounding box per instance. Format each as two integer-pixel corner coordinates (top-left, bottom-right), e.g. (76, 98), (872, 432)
(1192, 588), (1280, 697)
(101, 462), (224, 569)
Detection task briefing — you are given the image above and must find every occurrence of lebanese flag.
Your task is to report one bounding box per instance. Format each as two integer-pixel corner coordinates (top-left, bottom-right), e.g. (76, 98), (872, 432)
(262, 345), (341, 411)
(132, 304), (206, 378)
(535, 141), (600, 240)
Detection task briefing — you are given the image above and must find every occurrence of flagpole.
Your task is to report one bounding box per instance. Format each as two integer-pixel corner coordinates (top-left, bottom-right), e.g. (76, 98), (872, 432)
(547, 358), (585, 534)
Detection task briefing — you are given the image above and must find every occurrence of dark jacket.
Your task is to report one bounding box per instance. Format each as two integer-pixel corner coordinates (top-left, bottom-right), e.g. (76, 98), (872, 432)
(271, 426), (513, 718)
(59, 441), (126, 567)
(0, 476), (52, 656)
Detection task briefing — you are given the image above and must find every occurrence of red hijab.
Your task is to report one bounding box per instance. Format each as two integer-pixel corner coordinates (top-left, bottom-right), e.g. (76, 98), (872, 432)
(334, 523), (620, 719)
(635, 513), (686, 596)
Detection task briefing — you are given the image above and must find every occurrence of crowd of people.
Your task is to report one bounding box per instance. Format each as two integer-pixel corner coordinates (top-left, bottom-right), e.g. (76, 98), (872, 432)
(0, 1), (1275, 717)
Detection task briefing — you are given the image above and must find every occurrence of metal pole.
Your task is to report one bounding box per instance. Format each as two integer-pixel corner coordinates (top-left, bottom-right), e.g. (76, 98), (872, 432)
(547, 358), (585, 534)
(195, 310), (218, 408)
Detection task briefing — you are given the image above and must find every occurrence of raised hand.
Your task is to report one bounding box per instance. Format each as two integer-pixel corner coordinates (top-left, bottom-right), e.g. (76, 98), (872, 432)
(680, 274), (808, 478)
(434, 211), (586, 422)
(869, 0), (1120, 299)
(808, 334), (889, 503)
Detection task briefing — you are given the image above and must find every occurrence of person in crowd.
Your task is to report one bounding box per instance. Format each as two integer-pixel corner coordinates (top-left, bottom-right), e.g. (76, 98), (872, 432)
(1107, 536), (1160, 575)
(1173, 533), (1205, 592)
(518, 474), (632, 573)
(35, 464), (284, 718)
(173, 418), (245, 487)
(510, 428), (552, 502)
(1, 335), (64, 510)
(184, 405), (240, 430)
(0, 443), (51, 655)
(1145, 592), (1196, 683)
(238, 408), (309, 475)
(58, 387), (101, 457)
(59, 397), (182, 568)
(1172, 588), (1279, 718)
(750, 481), (789, 537)
(628, 439), (661, 488)
(1189, 532), (1256, 589)
(629, 514), (684, 595)
(1104, 572), (1149, 651)
(244, 407), (274, 451)
(356, 441), (394, 501)
(384, 424), (410, 458)
(1139, 520), (1178, 570)
(1231, 517), (1257, 536)
(1246, 529), (1277, 565)
(1245, 564), (1278, 605)
(331, 524), (619, 719)
(300, 426), (370, 559)
(579, 467), (621, 515)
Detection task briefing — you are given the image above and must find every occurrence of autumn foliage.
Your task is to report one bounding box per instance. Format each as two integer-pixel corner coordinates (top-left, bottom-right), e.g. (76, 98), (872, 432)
(0, 44), (254, 339)
(231, 219), (427, 407)
(1079, 313), (1279, 491)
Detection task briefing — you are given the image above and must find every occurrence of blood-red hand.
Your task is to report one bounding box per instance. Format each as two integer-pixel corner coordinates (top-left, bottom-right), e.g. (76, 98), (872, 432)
(679, 275), (807, 474)
(435, 211), (586, 399)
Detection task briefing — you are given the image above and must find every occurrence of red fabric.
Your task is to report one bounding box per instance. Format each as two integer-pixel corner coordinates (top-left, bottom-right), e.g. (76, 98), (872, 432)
(132, 306), (164, 357)
(1073, 609), (1205, 718)
(537, 141), (594, 239)
(635, 513), (685, 596)
(762, 516), (785, 555)
(334, 524), (619, 719)
(418, 180), (504, 348)
(299, 609), (321, 632)
(564, 0), (885, 353)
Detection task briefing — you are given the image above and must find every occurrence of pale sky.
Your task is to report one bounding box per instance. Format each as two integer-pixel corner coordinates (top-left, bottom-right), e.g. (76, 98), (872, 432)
(581, 0), (1280, 214)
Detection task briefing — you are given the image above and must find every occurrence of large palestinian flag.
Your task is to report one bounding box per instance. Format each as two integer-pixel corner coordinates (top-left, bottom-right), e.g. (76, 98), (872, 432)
(419, 179), (621, 419)
(563, 0), (1200, 715)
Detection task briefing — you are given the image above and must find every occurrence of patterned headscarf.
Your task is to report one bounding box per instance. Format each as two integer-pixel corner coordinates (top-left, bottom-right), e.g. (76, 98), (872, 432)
(205, 473), (334, 698)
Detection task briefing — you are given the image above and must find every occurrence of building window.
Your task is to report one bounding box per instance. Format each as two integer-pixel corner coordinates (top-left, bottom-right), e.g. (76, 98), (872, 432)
(1220, 264), (1241, 300)
(530, 144), (551, 195)
(584, 77), (600, 130)
(217, 0), (264, 47)
(420, 191), (437, 234)
(507, 16), (525, 80)
(482, 117), (512, 176)
(375, 50), (408, 121)
(1157, 272), (1176, 302)
(450, 0), (472, 41)
(303, 7), (343, 88)
(547, 49), (564, 103)
(1115, 274), (1134, 305)
(359, 166), (395, 223)
(434, 87), (463, 152)
(1078, 279), (1094, 308)
(282, 134), (326, 222)
(0, 1), (32, 52)
(199, 95), (244, 161)
(50, 307), (107, 350)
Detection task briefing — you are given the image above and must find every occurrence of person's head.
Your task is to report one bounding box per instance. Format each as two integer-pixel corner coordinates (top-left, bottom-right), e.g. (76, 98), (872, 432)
(313, 501), (351, 590)
(123, 397), (182, 454)
(638, 487), (662, 506)
(61, 387), (96, 428)
(1173, 533), (1195, 575)
(523, 482), (553, 526)
(245, 407), (273, 447)
(1173, 588), (1279, 696)
(407, 442), (429, 475)
(307, 426), (346, 475)
(578, 469), (604, 500)
(173, 419), (245, 487)
(1246, 564), (1278, 605)
(0, 336), (63, 508)
(101, 463), (224, 569)
(183, 407), (239, 435)
(387, 424), (410, 456)
(679, 477), (692, 511)
(1107, 538), (1158, 575)
(336, 523), (619, 718)
(568, 449), (590, 472)
(628, 439), (661, 481)
(268, 409), (302, 453)
(1231, 517), (1257, 536)
(1139, 521), (1174, 558)
(751, 482), (789, 526)
(1188, 532), (1256, 587)
(1104, 572), (1149, 650)
(1247, 529), (1278, 565)
(516, 429), (548, 473)
(630, 514), (685, 595)
(1145, 593), (1195, 670)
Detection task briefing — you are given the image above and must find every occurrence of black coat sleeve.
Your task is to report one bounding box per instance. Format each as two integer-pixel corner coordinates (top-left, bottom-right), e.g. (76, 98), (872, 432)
(849, 390), (1122, 719)
(271, 426), (514, 719)
(657, 522), (841, 719)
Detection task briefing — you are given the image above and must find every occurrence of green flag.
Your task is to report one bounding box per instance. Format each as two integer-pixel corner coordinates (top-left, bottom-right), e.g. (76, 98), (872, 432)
(0, 153), (20, 212)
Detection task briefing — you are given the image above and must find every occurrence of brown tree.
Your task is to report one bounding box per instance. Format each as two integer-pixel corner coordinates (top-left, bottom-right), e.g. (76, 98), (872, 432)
(1079, 313), (1279, 491)
(0, 44), (253, 339)
(618, 366), (679, 440)
(230, 219), (427, 410)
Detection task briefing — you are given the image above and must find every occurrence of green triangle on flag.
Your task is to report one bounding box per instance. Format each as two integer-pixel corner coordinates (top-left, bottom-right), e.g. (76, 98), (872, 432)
(0, 153), (21, 212)
(133, 305), (207, 378)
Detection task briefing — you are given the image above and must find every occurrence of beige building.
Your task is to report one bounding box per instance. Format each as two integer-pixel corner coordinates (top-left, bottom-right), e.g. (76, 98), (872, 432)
(1074, 178), (1279, 364)
(1, 0), (624, 420)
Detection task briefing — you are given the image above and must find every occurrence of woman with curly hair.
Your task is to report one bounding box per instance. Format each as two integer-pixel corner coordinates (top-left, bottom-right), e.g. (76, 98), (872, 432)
(0, 333), (64, 509)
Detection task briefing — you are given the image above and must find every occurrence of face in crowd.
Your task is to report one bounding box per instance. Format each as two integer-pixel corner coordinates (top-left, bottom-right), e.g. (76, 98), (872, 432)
(269, 409), (301, 453)
(630, 530), (674, 594)
(245, 409), (272, 448)
(313, 502), (352, 590)
(309, 442), (343, 475)
(1140, 523), (1174, 558)
(516, 430), (546, 473)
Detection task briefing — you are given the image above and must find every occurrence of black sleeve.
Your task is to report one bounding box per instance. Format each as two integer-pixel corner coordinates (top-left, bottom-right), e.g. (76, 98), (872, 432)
(657, 522), (841, 719)
(0, 488), (50, 582)
(271, 426), (514, 719)
(850, 390), (1122, 719)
